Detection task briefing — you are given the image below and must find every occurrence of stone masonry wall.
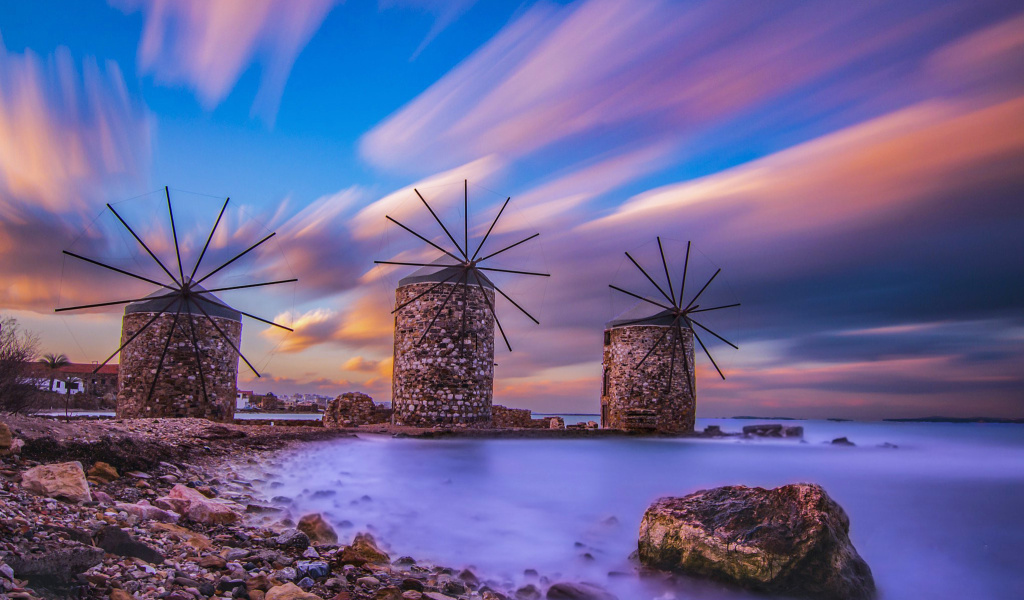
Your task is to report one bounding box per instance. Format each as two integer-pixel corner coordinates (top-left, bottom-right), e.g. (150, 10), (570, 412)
(322, 392), (392, 428)
(392, 281), (495, 426)
(117, 311), (240, 422)
(600, 324), (695, 433)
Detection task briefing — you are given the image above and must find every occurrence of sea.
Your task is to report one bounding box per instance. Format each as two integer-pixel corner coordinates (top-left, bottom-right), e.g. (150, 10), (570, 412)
(242, 418), (1024, 600)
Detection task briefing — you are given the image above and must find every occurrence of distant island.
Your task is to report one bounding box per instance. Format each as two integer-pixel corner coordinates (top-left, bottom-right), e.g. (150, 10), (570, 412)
(883, 417), (1024, 424)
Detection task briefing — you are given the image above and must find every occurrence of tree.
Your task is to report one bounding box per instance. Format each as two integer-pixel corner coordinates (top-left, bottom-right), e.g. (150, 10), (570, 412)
(0, 315), (41, 414)
(40, 352), (72, 420)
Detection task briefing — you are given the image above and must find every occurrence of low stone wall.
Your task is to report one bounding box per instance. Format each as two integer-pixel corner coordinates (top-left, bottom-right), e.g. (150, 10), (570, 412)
(490, 405), (567, 429)
(322, 393), (392, 428)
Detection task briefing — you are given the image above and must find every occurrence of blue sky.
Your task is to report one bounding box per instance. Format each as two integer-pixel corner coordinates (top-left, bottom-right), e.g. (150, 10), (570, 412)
(1, 0), (1022, 418)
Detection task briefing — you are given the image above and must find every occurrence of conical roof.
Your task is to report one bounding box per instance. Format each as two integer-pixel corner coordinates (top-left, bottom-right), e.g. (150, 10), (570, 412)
(125, 283), (242, 321)
(606, 300), (682, 328)
(398, 258), (494, 289)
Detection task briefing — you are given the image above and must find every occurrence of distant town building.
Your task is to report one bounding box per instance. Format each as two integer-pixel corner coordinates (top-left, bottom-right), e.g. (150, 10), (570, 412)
(26, 363), (118, 396)
(236, 390), (253, 410)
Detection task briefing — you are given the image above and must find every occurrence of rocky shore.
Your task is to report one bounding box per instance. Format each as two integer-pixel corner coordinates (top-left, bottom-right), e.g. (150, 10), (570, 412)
(1, 416), (624, 600)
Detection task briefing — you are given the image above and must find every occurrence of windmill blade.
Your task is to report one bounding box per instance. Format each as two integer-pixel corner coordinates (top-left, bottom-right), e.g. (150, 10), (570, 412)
(183, 312), (210, 404)
(374, 260), (461, 269)
(477, 233), (540, 262)
(476, 266), (550, 277)
(657, 237), (676, 306)
(633, 324), (673, 371)
(464, 179), (468, 260)
(476, 281), (511, 352)
(488, 277), (540, 325)
(414, 188), (466, 259)
(678, 241), (691, 306)
(471, 196), (510, 261)
(392, 269), (462, 314)
(196, 278), (298, 295)
(145, 305), (182, 405)
(663, 327), (679, 397)
(193, 295), (293, 331)
(55, 291), (178, 313)
(675, 323), (695, 394)
(689, 302), (741, 314)
(108, 203), (181, 287)
(166, 187), (186, 284)
(684, 268), (721, 311)
(688, 316), (739, 349)
(189, 196), (229, 281)
(191, 295), (260, 377)
(386, 215), (463, 263)
(691, 326), (725, 379)
(418, 271), (466, 345)
(625, 251), (674, 306)
(63, 251), (177, 292)
(92, 295), (180, 372)
(608, 285), (673, 312)
(193, 232), (276, 286)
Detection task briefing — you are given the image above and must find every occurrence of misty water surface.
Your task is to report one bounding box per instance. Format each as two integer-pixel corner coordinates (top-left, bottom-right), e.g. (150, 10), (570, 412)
(248, 419), (1024, 600)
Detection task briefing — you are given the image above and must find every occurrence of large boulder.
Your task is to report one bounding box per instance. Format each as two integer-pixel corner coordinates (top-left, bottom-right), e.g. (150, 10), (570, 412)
(337, 532), (390, 566)
(21, 461), (92, 503)
(298, 513), (338, 545)
(266, 582), (322, 600)
(638, 483), (874, 600)
(164, 484), (240, 525)
(5, 542), (104, 588)
(94, 525), (165, 564)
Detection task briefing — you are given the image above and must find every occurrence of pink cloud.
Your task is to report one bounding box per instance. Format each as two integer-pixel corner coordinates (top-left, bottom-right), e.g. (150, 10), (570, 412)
(115, 0), (335, 123)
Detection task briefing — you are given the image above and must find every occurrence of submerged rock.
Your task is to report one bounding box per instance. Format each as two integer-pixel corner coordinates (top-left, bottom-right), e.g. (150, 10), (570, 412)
(545, 582), (617, 600)
(831, 437), (856, 446)
(21, 461), (92, 503)
(298, 512), (338, 544)
(638, 483), (875, 600)
(338, 532), (390, 566)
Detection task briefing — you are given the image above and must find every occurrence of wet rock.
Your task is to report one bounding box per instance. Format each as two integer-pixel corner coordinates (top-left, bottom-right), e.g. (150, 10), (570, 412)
(266, 582), (322, 600)
(166, 483), (240, 524)
(298, 513), (339, 545)
(0, 422), (13, 455)
(638, 483), (875, 600)
(88, 461), (120, 483)
(515, 584), (541, 600)
(831, 437), (856, 446)
(401, 592), (422, 600)
(199, 555), (228, 569)
(375, 588), (404, 600)
(110, 589), (133, 600)
(458, 569), (479, 585)
(422, 593), (457, 600)
(94, 525), (165, 564)
(5, 542), (104, 588)
(742, 424), (803, 438)
(878, 442), (898, 449)
(296, 560), (330, 579)
(400, 578), (424, 591)
(545, 583), (617, 600)
(338, 532), (390, 566)
(115, 500), (180, 523)
(297, 577), (316, 590)
(20, 461), (92, 503)
(276, 529), (312, 551)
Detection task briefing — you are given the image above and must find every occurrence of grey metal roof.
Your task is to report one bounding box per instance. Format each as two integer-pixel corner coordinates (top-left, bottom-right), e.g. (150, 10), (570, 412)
(606, 301), (680, 329)
(125, 285), (242, 321)
(398, 260), (494, 289)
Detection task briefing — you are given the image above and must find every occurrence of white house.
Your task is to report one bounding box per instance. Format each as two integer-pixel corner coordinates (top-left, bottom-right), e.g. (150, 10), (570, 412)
(236, 390), (253, 410)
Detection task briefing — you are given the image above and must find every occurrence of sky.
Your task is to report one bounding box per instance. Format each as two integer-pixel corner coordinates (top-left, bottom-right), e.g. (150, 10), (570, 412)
(1, 0), (1022, 419)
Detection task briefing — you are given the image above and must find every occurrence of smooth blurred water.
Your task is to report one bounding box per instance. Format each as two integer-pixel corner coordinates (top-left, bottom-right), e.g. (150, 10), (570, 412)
(248, 419), (1024, 600)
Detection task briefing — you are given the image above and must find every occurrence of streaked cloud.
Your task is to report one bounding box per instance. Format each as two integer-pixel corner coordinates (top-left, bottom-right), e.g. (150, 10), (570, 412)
(114, 0), (335, 123)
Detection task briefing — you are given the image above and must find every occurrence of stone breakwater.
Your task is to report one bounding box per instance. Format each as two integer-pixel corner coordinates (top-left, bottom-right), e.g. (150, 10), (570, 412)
(0, 417), (622, 600)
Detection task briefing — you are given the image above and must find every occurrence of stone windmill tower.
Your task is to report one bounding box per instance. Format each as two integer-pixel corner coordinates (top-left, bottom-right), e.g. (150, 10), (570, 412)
(57, 187), (297, 422)
(376, 181), (548, 427)
(602, 239), (738, 433)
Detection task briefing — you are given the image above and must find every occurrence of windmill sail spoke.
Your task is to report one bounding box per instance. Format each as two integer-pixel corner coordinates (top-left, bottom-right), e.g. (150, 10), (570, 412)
(184, 311), (209, 403)
(477, 282), (511, 352)
(55, 291), (177, 313)
(477, 233), (539, 262)
(476, 266), (550, 277)
(489, 279), (540, 325)
(166, 187), (186, 284)
(63, 251), (177, 291)
(418, 271), (465, 345)
(386, 216), (463, 263)
(374, 260), (460, 269)
(464, 180), (468, 260)
(192, 296), (260, 377)
(689, 303), (740, 314)
(675, 323), (695, 393)
(665, 327), (678, 396)
(688, 317), (739, 349)
(94, 295), (179, 372)
(194, 232), (276, 286)
(471, 196), (510, 261)
(108, 203), (181, 287)
(684, 268), (720, 311)
(692, 326), (725, 379)
(146, 305), (181, 405)
(414, 188), (465, 258)
(608, 285), (673, 312)
(657, 236), (676, 306)
(679, 241), (690, 306)
(189, 196), (229, 281)
(625, 251), (674, 306)
(196, 278), (298, 295)
(193, 295), (293, 331)
(392, 270), (462, 314)
(634, 324), (672, 371)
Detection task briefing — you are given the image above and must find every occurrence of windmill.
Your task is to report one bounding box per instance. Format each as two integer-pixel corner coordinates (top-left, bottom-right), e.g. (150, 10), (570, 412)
(601, 238), (738, 433)
(56, 187), (296, 421)
(375, 180), (548, 426)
